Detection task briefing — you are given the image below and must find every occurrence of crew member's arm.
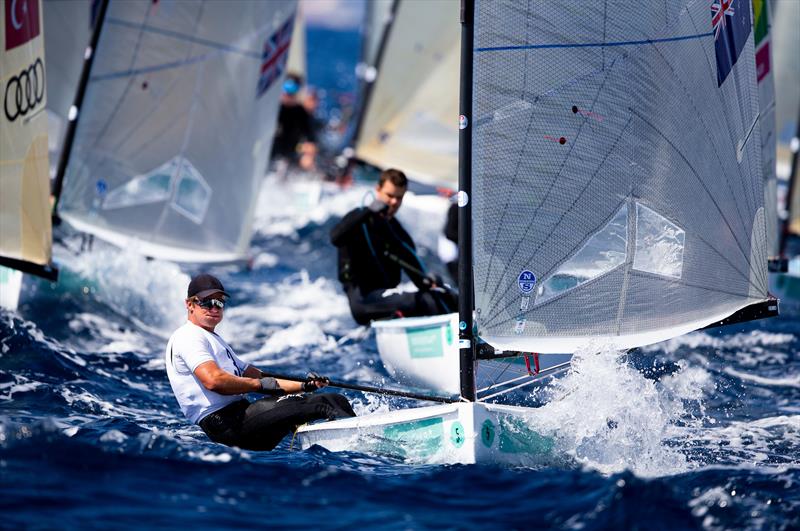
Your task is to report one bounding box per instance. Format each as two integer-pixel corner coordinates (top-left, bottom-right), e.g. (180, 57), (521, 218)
(242, 365), (310, 394)
(330, 207), (372, 246)
(193, 362), (329, 395)
(193, 361), (262, 394)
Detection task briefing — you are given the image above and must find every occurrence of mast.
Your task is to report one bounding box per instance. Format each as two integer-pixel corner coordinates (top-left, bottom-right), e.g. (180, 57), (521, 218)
(457, 0), (475, 401)
(50, 0), (109, 218)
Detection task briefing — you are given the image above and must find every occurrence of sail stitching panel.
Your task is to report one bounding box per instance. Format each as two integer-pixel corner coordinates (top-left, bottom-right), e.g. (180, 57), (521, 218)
(151, 1), (208, 239)
(514, 115), (634, 301)
(477, 0), (535, 300)
(90, 2), (159, 147)
(683, 10), (764, 275)
(632, 109), (755, 274)
(644, 14), (757, 265)
(104, 17), (262, 59)
(482, 59), (625, 312)
(482, 199), (629, 329)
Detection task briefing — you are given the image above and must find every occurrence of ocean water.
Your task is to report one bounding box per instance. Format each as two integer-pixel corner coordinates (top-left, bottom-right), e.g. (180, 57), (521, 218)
(2, 178), (799, 530)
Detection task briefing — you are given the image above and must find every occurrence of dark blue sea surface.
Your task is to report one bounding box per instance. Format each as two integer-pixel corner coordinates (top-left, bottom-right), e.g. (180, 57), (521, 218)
(2, 182), (799, 529)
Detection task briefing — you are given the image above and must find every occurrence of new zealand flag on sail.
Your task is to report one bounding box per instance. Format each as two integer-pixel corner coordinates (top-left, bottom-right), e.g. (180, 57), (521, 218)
(712, 0), (752, 87)
(256, 13), (294, 98)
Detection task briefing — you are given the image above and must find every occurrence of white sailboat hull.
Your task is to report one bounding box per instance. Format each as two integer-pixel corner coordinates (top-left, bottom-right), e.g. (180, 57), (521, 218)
(0, 267), (23, 310)
(373, 312), (573, 395)
(372, 313), (461, 395)
(296, 401), (554, 466)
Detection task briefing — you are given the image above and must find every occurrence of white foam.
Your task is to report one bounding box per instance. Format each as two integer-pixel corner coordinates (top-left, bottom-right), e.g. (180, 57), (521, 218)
(527, 344), (703, 476)
(723, 368), (800, 388)
(54, 241), (188, 336)
(643, 330), (795, 353)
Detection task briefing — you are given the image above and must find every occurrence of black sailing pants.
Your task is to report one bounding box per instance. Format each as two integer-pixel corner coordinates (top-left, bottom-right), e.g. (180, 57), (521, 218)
(346, 286), (457, 326)
(198, 393), (356, 451)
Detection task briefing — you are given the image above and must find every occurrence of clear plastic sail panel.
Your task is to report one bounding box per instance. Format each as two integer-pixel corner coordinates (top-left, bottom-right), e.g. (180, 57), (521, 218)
(471, 0), (768, 353)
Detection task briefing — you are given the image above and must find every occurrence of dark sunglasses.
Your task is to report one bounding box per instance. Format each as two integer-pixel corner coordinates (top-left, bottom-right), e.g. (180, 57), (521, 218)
(195, 298), (226, 310)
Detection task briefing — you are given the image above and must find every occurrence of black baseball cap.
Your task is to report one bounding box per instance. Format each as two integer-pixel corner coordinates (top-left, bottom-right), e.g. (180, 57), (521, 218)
(187, 273), (229, 299)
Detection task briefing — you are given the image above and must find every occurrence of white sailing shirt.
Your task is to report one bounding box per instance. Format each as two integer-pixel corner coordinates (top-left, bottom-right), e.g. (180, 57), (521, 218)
(165, 321), (251, 424)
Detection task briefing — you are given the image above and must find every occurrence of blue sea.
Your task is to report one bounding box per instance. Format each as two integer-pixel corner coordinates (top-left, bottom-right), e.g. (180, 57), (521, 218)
(3, 23), (799, 531)
(3, 179), (799, 530)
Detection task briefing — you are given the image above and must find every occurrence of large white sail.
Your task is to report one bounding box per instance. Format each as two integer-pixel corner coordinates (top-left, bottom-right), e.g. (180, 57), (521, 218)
(471, 0), (769, 353)
(354, 0), (459, 189)
(42, 0), (90, 178)
(1, 0), (53, 279)
(56, 0), (297, 263)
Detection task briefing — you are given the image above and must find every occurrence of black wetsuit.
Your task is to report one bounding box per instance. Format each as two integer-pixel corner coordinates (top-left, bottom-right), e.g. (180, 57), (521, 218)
(443, 203), (458, 284)
(199, 394), (355, 451)
(330, 207), (456, 325)
(271, 102), (316, 164)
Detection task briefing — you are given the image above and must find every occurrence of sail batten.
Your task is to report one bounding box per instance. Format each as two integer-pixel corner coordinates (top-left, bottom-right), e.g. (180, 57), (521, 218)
(471, 0), (769, 354)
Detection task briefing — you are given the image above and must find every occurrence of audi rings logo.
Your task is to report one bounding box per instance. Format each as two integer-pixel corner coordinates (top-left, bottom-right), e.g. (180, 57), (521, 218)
(4, 58), (45, 122)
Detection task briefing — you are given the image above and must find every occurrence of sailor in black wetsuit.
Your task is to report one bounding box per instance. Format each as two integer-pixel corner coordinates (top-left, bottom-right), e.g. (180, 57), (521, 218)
(330, 168), (457, 325)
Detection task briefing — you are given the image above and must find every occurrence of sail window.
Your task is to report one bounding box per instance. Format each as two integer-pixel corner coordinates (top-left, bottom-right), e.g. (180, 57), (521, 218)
(632, 203), (685, 279)
(102, 170), (172, 210)
(170, 157), (211, 224)
(537, 205), (628, 304)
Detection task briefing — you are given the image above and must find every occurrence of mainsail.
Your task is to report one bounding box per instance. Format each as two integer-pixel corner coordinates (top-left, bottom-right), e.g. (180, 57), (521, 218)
(353, 0), (459, 189)
(56, 0), (297, 263)
(0, 0), (56, 284)
(470, 0), (770, 353)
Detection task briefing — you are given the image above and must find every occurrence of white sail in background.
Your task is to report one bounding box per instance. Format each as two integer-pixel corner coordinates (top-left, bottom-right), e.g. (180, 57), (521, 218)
(471, 0), (769, 353)
(360, 0), (393, 74)
(1, 0), (53, 293)
(772, 0), (800, 235)
(753, 0), (777, 258)
(354, 0), (459, 189)
(42, 0), (91, 178)
(57, 0), (297, 263)
(286, 1), (305, 79)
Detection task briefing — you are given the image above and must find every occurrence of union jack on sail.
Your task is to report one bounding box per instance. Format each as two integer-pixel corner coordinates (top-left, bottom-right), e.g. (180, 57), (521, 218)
(256, 13), (295, 98)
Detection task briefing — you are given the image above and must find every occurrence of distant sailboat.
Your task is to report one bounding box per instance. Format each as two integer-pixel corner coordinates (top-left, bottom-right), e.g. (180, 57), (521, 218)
(297, 0), (778, 464)
(52, 0), (298, 264)
(1, 0), (58, 310)
(351, 0), (459, 189)
(770, 0), (800, 301)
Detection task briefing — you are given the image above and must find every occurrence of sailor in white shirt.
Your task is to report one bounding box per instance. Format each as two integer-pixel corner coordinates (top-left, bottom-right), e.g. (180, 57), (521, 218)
(166, 273), (355, 451)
